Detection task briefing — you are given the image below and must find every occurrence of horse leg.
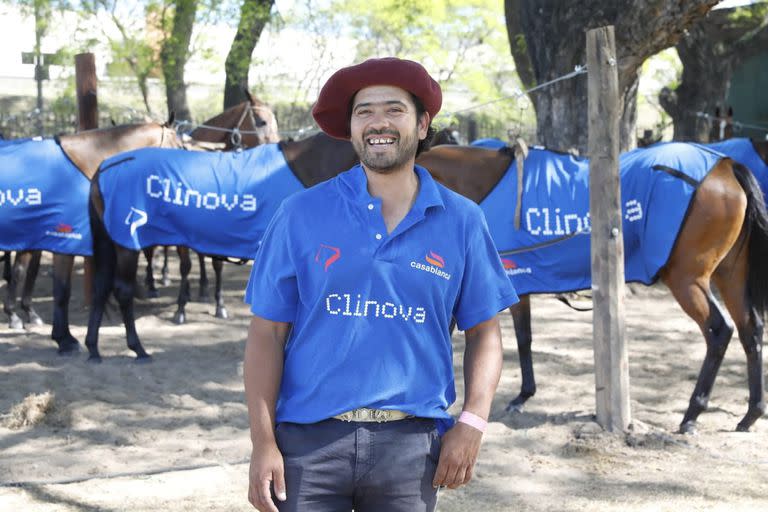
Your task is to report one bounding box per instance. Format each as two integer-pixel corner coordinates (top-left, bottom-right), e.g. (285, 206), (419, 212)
(197, 251), (210, 302)
(113, 247), (150, 361)
(85, 199), (118, 362)
(51, 254), (80, 353)
(161, 246), (171, 286)
(173, 246), (192, 324)
(2, 251), (10, 285)
(4, 251), (29, 329)
(712, 237), (766, 432)
(659, 161), (746, 434)
(21, 250), (43, 325)
(212, 257), (228, 319)
(505, 295), (535, 412)
(664, 274), (734, 434)
(713, 275), (765, 432)
(143, 246), (159, 298)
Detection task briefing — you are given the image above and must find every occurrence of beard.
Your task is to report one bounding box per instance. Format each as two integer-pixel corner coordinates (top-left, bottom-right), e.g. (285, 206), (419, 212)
(352, 126), (420, 173)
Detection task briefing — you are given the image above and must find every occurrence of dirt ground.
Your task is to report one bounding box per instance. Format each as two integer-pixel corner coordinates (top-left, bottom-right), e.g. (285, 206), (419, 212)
(1, 254), (767, 511)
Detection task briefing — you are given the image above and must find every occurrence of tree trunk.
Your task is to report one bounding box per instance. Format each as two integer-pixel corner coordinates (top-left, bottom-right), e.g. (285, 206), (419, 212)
(505, 0), (718, 153)
(161, 0), (198, 121)
(223, 0), (275, 109)
(659, 4), (768, 142)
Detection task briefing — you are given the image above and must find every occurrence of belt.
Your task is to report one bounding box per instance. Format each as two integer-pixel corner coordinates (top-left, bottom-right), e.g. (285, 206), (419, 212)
(333, 407), (412, 423)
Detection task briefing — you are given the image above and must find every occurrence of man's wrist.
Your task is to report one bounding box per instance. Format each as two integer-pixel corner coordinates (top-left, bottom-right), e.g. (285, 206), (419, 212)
(457, 410), (488, 433)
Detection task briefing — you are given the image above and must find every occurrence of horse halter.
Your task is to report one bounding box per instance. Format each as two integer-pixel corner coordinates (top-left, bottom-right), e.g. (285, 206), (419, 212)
(230, 103), (269, 149)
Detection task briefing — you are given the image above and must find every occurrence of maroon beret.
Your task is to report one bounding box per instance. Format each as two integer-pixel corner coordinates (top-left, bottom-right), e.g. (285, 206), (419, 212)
(312, 57), (442, 140)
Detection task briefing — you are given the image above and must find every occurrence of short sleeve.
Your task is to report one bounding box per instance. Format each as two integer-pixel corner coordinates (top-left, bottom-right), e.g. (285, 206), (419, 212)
(244, 203), (299, 322)
(453, 212), (519, 331)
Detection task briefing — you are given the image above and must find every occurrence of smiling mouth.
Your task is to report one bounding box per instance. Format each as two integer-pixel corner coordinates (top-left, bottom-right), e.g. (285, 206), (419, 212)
(366, 136), (397, 146)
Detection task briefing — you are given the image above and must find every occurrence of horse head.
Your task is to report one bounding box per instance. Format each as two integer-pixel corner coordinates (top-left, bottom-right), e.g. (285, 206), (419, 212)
(189, 93), (280, 150)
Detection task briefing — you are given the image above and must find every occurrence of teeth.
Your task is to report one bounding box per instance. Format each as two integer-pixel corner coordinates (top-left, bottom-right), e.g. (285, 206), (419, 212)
(368, 138), (395, 145)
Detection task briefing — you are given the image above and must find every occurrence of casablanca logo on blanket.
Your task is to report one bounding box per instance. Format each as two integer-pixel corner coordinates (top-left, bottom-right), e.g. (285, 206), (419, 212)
(501, 257), (532, 277)
(145, 175), (257, 212)
(45, 222), (83, 241)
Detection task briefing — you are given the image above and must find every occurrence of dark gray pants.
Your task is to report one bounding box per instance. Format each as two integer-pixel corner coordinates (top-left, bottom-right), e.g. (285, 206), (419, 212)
(274, 417), (441, 512)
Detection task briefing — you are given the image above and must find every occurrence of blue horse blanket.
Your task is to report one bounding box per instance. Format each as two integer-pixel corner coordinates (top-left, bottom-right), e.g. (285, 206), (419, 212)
(471, 138), (507, 150)
(481, 142), (724, 295)
(98, 144), (304, 259)
(706, 138), (768, 201)
(0, 138), (92, 255)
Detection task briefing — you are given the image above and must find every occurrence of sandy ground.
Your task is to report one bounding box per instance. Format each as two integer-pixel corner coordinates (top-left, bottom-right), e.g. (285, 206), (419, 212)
(1, 254), (767, 512)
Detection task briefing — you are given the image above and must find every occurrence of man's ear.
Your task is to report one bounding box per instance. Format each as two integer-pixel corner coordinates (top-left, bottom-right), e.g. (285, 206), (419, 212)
(418, 112), (430, 140)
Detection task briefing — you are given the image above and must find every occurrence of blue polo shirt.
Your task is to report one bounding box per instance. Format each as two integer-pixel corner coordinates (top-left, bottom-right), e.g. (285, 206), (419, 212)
(245, 164), (518, 427)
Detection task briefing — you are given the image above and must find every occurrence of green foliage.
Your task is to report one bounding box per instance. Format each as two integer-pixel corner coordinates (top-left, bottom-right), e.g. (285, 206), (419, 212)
(269, 0), (522, 137)
(727, 2), (768, 24)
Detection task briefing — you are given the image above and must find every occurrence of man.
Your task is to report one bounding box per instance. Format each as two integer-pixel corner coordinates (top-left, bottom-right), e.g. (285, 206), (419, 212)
(244, 57), (518, 512)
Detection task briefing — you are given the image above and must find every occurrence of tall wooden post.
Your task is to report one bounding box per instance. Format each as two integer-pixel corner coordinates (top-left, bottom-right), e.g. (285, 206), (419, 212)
(75, 53), (98, 306)
(586, 26), (630, 432)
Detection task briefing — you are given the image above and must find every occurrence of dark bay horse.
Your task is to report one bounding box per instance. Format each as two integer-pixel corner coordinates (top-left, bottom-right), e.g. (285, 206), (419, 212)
(142, 95), (282, 315)
(85, 138), (768, 434)
(86, 132), (358, 345)
(1, 122), (183, 342)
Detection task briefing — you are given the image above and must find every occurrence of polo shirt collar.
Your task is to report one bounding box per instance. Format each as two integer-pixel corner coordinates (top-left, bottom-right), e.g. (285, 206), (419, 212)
(339, 163), (445, 213)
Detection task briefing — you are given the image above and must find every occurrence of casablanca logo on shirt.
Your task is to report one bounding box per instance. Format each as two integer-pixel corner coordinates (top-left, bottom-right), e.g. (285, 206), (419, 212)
(315, 243), (341, 272)
(410, 250), (451, 281)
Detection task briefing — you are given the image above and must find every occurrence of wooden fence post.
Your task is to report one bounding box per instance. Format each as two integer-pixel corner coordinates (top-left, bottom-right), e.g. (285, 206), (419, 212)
(75, 53), (98, 307)
(586, 26), (631, 432)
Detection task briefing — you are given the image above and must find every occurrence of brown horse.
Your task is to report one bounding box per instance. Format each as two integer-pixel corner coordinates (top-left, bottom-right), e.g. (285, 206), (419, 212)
(2, 121), (183, 338)
(141, 95), (281, 319)
(85, 138), (768, 434)
(417, 144), (768, 434)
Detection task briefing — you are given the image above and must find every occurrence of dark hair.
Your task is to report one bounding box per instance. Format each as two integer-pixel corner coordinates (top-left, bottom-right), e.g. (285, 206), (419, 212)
(346, 91), (436, 156)
(410, 93), (436, 157)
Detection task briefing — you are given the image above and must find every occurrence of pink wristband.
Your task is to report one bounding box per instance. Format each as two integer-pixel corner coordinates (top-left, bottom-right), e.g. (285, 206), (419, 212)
(458, 411), (487, 433)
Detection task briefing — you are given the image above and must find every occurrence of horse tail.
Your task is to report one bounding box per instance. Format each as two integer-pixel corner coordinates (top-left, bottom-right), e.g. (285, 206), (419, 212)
(731, 161), (768, 316)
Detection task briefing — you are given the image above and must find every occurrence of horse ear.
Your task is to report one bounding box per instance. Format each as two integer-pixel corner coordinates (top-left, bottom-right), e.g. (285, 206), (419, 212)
(166, 111), (176, 127)
(727, 106), (733, 117)
(244, 88), (255, 105)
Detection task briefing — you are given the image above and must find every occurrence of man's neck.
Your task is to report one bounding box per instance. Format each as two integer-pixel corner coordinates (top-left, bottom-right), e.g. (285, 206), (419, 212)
(363, 160), (419, 234)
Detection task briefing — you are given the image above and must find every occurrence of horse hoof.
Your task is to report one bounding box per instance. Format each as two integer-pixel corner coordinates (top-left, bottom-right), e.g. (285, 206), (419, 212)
(28, 311), (44, 326)
(735, 422), (751, 433)
(87, 354), (103, 364)
(162, 277), (171, 287)
(678, 421), (697, 435)
(9, 315), (23, 330)
(505, 402), (524, 414)
(173, 312), (186, 325)
(134, 354), (153, 364)
(215, 308), (229, 320)
(57, 341), (81, 355)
